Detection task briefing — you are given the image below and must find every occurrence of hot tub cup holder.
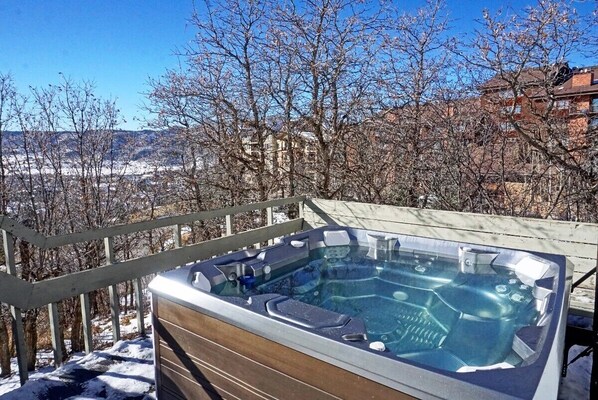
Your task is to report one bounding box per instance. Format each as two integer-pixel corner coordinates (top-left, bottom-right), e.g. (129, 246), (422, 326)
(366, 233), (398, 262)
(342, 333), (368, 342)
(458, 247), (499, 274)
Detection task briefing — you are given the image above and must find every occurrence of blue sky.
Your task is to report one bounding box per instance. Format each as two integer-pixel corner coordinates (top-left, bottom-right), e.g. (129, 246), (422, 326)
(0, 0), (595, 130)
(0, 0), (195, 129)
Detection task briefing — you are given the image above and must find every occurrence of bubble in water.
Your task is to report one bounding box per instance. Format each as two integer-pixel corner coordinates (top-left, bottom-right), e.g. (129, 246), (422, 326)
(510, 293), (525, 303)
(381, 334), (388, 341)
(313, 291), (319, 296)
(414, 265), (426, 273)
(509, 278), (518, 285)
(495, 285), (508, 294)
(519, 284), (529, 290)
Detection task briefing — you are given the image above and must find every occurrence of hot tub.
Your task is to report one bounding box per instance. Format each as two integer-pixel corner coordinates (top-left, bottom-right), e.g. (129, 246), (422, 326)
(149, 226), (571, 399)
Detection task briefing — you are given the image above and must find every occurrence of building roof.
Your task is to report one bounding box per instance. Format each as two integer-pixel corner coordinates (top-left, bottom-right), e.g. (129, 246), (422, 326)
(481, 68), (556, 91)
(482, 64), (598, 98)
(554, 67), (598, 97)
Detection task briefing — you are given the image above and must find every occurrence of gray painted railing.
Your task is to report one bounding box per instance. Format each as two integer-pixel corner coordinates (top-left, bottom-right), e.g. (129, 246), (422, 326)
(0, 196), (306, 385)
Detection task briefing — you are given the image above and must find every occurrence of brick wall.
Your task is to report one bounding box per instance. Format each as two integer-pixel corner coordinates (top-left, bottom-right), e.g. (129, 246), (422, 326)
(572, 72), (592, 87)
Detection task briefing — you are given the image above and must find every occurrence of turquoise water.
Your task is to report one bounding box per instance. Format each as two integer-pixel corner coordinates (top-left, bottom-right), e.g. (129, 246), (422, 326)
(218, 246), (539, 370)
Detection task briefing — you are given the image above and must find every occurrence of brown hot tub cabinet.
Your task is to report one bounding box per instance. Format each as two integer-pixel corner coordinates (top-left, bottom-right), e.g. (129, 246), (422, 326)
(149, 226), (570, 400)
(152, 295), (415, 400)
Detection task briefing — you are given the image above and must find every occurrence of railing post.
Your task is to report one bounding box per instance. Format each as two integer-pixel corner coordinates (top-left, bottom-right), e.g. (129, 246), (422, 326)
(225, 214), (233, 236)
(133, 278), (145, 336)
(173, 224), (183, 269)
(2, 230), (28, 385)
(173, 224), (182, 248)
(267, 206), (274, 245)
(298, 200), (304, 219)
(80, 292), (93, 353)
(48, 302), (63, 367)
(225, 214), (233, 253)
(104, 236), (121, 342)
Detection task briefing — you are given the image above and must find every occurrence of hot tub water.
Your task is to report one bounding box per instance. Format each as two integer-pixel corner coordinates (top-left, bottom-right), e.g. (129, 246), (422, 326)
(215, 246), (539, 371)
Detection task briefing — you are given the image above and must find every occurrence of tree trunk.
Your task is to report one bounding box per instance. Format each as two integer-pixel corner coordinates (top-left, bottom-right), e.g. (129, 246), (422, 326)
(70, 298), (83, 353)
(0, 307), (11, 377)
(58, 302), (67, 362)
(23, 309), (38, 371)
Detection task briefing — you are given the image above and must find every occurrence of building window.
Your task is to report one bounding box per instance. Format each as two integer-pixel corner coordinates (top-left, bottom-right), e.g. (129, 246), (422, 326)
(501, 104), (521, 114)
(500, 121), (515, 132)
(556, 99), (570, 110)
(589, 117), (598, 129)
(591, 97), (598, 113)
(499, 90), (516, 99)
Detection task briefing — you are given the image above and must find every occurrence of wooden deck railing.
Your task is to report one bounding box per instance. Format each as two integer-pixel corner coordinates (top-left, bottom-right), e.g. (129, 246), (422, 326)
(1, 196), (596, 387)
(0, 196), (306, 385)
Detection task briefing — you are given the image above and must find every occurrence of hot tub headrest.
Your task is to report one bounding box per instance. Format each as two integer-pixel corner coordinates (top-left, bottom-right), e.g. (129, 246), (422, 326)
(323, 230), (350, 246)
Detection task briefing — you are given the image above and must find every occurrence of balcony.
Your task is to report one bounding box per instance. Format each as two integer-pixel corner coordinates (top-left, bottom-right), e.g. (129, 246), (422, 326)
(0, 197), (596, 397)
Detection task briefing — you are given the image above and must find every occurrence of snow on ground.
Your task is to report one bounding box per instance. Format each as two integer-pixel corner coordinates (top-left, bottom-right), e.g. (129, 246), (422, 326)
(558, 315), (593, 399)
(560, 345), (592, 399)
(272, 211), (290, 224)
(0, 311), (155, 400)
(0, 336), (155, 400)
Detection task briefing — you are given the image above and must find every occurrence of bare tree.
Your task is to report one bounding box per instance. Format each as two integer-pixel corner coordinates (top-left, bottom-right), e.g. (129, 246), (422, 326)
(148, 0), (385, 202)
(273, 0), (383, 198)
(0, 73), (16, 376)
(377, 0), (457, 207)
(0, 75), (141, 365)
(470, 0), (597, 221)
(7, 88), (67, 369)
(49, 77), (138, 350)
(148, 0), (278, 211)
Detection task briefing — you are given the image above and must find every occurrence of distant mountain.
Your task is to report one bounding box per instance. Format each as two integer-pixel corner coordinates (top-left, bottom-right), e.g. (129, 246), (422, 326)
(1, 129), (179, 163)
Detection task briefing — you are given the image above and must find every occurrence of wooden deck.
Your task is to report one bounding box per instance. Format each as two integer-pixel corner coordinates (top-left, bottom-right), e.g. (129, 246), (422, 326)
(0, 196), (596, 387)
